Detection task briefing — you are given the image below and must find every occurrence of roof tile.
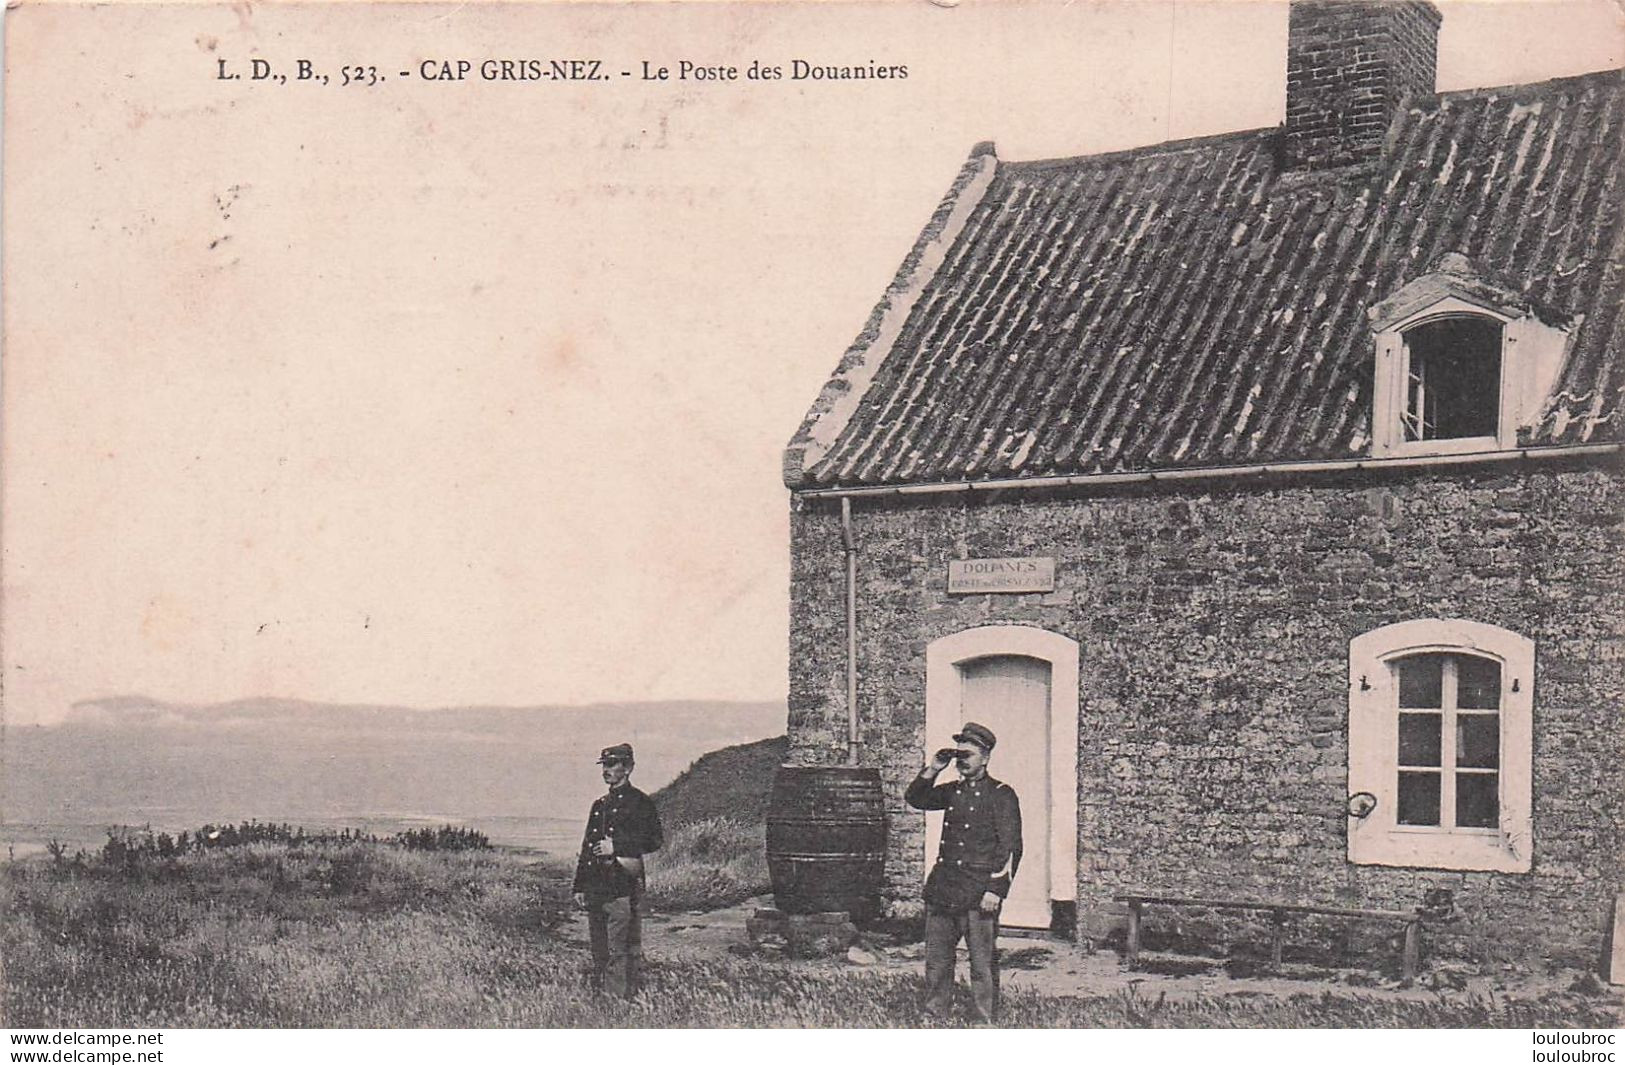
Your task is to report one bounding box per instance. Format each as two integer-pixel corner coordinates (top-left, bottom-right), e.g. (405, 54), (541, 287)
(794, 69), (1625, 489)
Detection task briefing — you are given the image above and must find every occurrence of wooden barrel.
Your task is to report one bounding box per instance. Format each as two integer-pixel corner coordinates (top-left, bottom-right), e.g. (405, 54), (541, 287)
(766, 766), (886, 920)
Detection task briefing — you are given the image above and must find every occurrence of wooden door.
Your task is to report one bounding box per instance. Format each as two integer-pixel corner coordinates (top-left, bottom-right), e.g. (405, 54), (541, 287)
(957, 655), (1051, 929)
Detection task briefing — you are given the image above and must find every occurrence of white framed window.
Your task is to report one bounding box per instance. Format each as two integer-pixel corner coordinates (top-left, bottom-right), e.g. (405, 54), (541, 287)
(1368, 260), (1569, 458)
(1348, 618), (1533, 873)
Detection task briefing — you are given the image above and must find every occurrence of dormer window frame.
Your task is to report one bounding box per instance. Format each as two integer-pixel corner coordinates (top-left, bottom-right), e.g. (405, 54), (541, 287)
(1370, 292), (1569, 459)
(1373, 297), (1514, 457)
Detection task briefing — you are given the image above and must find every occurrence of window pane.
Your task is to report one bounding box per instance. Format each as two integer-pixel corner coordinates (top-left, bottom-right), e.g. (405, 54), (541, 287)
(1399, 713), (1442, 766)
(1404, 317), (1502, 440)
(1456, 654), (1501, 709)
(1396, 655), (1443, 708)
(1456, 773), (1499, 828)
(1398, 772), (1442, 826)
(1457, 714), (1500, 768)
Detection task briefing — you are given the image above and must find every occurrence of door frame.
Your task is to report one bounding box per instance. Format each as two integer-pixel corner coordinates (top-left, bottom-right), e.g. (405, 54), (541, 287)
(924, 625), (1079, 924)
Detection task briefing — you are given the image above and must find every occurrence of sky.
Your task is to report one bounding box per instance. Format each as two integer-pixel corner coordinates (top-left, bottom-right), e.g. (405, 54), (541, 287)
(3, 0), (1622, 726)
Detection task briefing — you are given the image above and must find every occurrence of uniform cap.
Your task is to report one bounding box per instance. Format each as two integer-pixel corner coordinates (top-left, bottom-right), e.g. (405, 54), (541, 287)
(952, 722), (997, 751)
(597, 743), (635, 764)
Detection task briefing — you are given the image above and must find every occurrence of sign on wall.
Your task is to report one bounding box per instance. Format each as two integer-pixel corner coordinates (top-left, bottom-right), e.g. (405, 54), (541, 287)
(947, 557), (1056, 595)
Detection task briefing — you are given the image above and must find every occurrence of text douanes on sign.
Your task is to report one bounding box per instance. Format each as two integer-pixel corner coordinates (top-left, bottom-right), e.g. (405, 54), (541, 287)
(947, 558), (1056, 595)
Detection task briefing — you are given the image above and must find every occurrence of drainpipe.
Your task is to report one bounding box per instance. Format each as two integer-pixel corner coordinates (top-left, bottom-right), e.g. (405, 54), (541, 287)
(841, 496), (859, 767)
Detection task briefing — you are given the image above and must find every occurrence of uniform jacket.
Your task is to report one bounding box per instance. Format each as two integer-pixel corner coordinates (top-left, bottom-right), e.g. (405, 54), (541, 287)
(572, 783), (664, 898)
(905, 771), (1022, 901)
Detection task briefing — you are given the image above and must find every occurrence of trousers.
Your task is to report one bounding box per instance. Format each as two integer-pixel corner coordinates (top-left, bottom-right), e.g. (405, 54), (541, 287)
(923, 904), (1000, 1022)
(585, 891), (643, 997)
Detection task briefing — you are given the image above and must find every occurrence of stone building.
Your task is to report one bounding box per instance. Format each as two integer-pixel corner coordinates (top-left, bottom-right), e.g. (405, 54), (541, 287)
(782, 1), (1623, 968)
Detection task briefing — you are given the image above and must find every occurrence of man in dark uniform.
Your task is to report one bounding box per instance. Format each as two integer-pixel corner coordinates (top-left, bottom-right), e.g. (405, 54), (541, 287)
(905, 721), (1022, 1024)
(572, 742), (663, 998)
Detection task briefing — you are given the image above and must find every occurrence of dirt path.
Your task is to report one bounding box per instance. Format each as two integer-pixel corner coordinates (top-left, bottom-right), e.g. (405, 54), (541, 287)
(641, 895), (1624, 1009)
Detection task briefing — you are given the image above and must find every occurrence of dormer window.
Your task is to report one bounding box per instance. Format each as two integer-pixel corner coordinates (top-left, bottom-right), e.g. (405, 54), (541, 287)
(1400, 316), (1503, 444)
(1369, 256), (1569, 459)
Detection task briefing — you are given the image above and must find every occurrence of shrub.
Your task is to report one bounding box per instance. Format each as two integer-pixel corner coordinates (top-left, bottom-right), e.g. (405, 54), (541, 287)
(89, 820), (492, 870)
(394, 826), (491, 852)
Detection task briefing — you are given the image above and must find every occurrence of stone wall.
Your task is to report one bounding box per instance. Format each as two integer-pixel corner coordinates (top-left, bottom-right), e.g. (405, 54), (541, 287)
(786, 462), (1624, 966)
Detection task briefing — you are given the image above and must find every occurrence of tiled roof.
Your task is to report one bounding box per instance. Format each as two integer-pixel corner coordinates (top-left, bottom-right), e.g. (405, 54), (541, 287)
(786, 69), (1625, 490)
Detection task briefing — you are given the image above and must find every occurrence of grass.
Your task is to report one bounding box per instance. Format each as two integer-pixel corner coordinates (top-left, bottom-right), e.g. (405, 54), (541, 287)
(644, 817), (770, 912)
(641, 734), (782, 912)
(3, 842), (569, 1028)
(3, 840), (1618, 1028)
(652, 735), (786, 830)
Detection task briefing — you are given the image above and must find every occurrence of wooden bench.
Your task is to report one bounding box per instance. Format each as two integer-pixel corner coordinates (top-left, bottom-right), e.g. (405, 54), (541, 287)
(1114, 892), (1425, 981)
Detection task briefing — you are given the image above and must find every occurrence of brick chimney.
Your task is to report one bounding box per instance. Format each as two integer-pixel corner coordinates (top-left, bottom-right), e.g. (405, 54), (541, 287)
(1282, 0), (1442, 171)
